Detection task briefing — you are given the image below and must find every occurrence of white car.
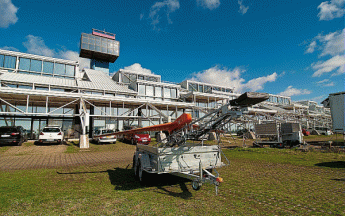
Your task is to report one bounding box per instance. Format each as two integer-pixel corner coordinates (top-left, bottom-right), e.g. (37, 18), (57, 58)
(38, 126), (64, 144)
(93, 129), (117, 144)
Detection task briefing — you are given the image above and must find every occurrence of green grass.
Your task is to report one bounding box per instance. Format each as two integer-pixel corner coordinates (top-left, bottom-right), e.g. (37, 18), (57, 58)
(0, 146), (10, 153)
(1, 148), (344, 215)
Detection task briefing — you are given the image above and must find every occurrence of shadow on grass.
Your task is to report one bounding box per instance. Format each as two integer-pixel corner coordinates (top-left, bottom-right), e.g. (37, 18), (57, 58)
(57, 165), (192, 199)
(331, 178), (345, 181)
(108, 167), (192, 199)
(315, 161), (345, 168)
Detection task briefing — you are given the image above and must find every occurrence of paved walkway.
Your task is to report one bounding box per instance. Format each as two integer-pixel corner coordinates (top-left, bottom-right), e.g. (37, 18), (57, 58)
(0, 145), (134, 170)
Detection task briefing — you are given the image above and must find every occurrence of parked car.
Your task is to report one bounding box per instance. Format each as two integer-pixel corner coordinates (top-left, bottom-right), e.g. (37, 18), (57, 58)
(38, 126), (64, 144)
(302, 128), (310, 136)
(121, 125), (151, 145)
(0, 126), (27, 146)
(123, 131), (151, 145)
(314, 127), (332, 136)
(93, 129), (117, 144)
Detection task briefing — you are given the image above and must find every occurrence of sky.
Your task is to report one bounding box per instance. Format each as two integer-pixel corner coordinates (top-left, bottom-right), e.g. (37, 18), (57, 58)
(0, 0), (344, 103)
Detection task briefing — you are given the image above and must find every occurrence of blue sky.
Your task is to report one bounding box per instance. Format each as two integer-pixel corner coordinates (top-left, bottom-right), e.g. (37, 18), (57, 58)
(0, 0), (344, 103)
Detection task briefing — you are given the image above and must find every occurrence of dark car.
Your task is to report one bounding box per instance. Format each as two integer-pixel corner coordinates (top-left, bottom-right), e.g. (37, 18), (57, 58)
(236, 129), (248, 137)
(0, 126), (27, 146)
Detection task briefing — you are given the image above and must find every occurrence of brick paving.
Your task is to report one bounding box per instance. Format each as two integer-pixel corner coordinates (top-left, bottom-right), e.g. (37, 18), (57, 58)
(0, 145), (134, 170)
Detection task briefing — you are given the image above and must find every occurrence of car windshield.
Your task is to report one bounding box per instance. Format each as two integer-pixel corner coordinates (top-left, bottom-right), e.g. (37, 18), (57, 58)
(102, 130), (114, 134)
(0, 127), (17, 133)
(43, 128), (60, 132)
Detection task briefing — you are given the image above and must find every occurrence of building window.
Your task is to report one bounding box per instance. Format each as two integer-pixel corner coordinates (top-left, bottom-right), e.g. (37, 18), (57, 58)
(188, 83), (197, 91)
(138, 75), (144, 80)
(204, 86), (212, 93)
(50, 88), (64, 92)
(138, 84), (145, 95)
(43, 61), (54, 74)
(54, 63), (65, 75)
(146, 85), (154, 97)
(0, 55), (4, 67)
(198, 85), (203, 92)
(35, 86), (49, 91)
(19, 58), (30, 71)
(30, 59), (42, 72)
(171, 88), (177, 98)
(155, 86), (162, 98)
(18, 85), (32, 90)
(164, 87), (171, 98)
(122, 73), (130, 83)
(4, 55), (16, 69)
(65, 65), (75, 77)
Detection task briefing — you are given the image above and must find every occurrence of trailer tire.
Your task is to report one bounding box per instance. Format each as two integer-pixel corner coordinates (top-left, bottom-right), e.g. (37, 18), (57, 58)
(137, 160), (147, 185)
(192, 180), (201, 191)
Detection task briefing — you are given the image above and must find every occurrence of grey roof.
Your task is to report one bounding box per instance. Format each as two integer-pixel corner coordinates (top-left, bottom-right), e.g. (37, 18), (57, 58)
(78, 69), (136, 94)
(0, 72), (77, 87)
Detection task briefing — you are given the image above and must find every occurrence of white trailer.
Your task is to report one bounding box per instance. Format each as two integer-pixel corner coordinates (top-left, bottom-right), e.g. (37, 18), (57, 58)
(132, 92), (269, 194)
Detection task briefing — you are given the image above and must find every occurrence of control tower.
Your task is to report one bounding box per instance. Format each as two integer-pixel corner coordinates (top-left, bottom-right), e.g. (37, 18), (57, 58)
(79, 29), (120, 75)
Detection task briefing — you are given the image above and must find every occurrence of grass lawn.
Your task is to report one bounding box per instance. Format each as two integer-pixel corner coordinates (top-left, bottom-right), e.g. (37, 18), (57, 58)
(0, 148), (344, 215)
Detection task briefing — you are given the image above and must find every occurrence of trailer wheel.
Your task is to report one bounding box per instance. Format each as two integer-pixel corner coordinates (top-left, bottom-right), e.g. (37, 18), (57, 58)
(192, 180), (201, 191)
(137, 160), (147, 185)
(133, 155), (139, 179)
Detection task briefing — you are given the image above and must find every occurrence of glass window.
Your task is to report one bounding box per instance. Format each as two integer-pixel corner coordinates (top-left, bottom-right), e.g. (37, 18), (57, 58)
(138, 75), (144, 80)
(4, 55), (16, 69)
(65, 65), (75, 77)
(198, 85), (203, 92)
(164, 88), (171, 98)
(188, 83), (197, 91)
(43, 61), (54, 74)
(155, 86), (162, 97)
(122, 73), (130, 83)
(19, 58), (30, 71)
(30, 59), (42, 72)
(171, 89), (177, 98)
(92, 92), (103, 95)
(204, 86), (212, 93)
(18, 85), (32, 90)
(0, 55), (4, 67)
(54, 63), (65, 75)
(35, 87), (49, 91)
(50, 88), (64, 92)
(129, 74), (136, 82)
(146, 85), (154, 96)
(138, 84), (145, 95)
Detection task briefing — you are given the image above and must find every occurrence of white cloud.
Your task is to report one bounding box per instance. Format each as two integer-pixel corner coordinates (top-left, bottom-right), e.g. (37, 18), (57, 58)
(148, 0), (180, 29)
(279, 86), (312, 97)
(306, 29), (344, 56)
(305, 41), (317, 54)
(238, 0), (249, 15)
(190, 66), (277, 93)
(316, 79), (330, 84)
(0, 46), (19, 51)
(123, 63), (153, 74)
(23, 35), (56, 57)
(22, 35), (90, 70)
(311, 55), (345, 77)
(58, 50), (90, 70)
(0, 0), (18, 28)
(196, 0), (220, 10)
(318, 0), (345, 21)
(316, 79), (335, 87)
(310, 95), (326, 103)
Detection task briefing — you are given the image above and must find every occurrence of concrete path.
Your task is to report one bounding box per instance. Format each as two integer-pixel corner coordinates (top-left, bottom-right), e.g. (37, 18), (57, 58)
(0, 145), (133, 170)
